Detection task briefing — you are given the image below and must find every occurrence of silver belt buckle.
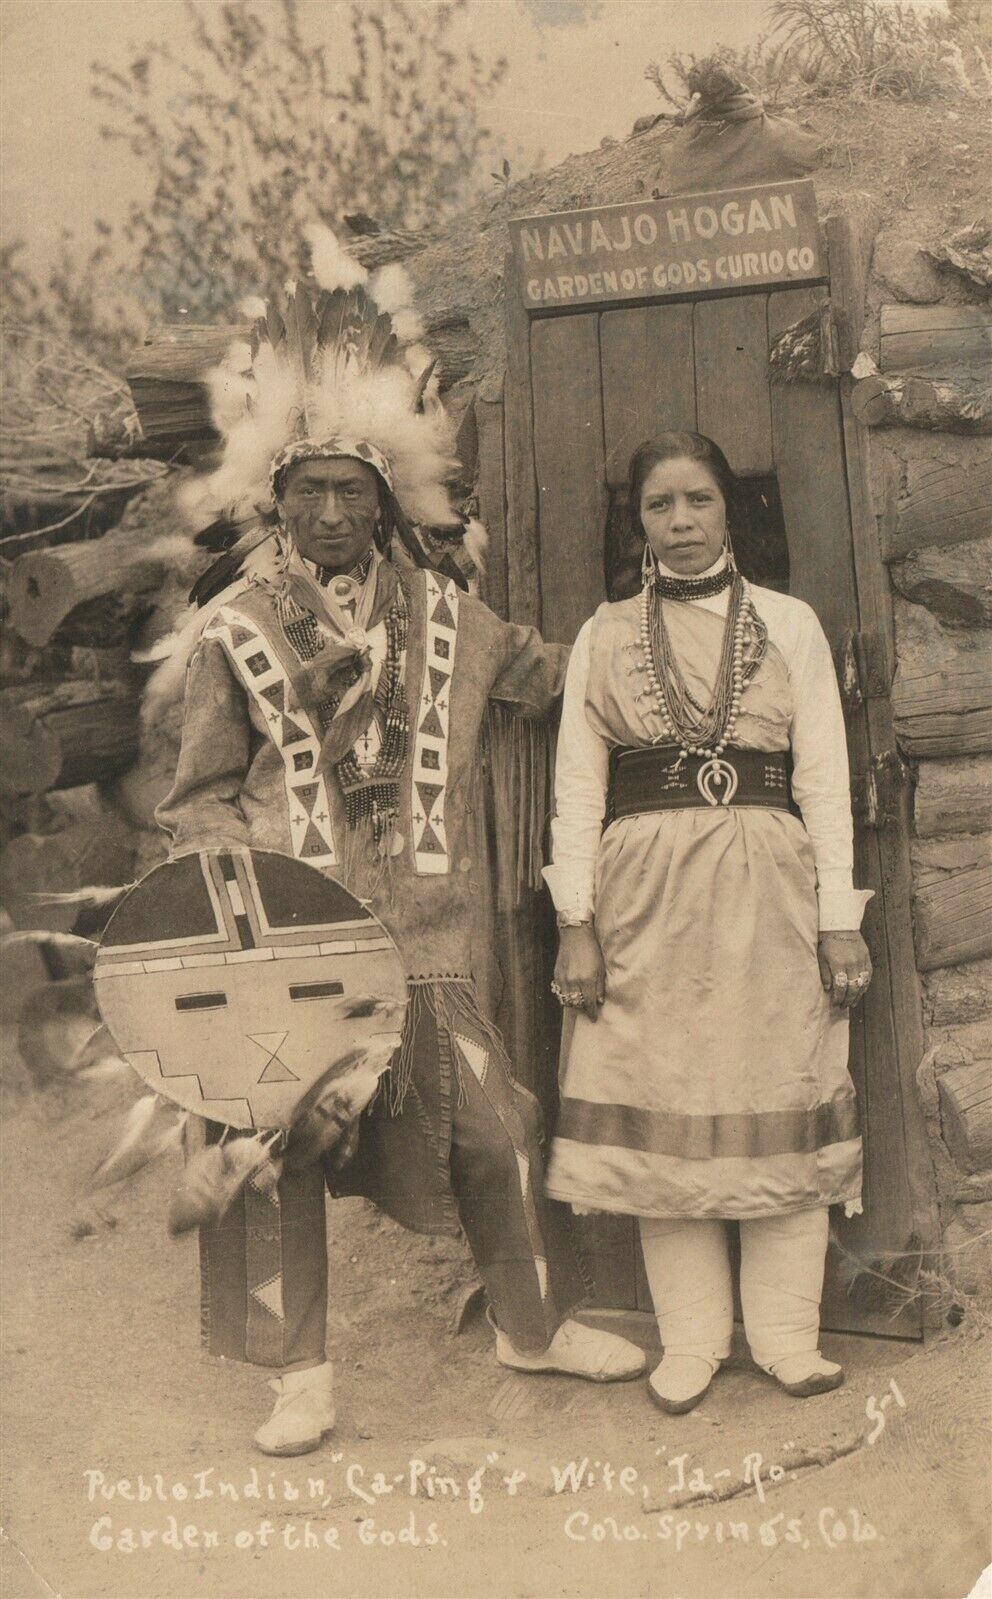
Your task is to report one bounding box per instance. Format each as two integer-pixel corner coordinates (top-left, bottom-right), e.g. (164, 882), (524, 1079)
(696, 755), (739, 806)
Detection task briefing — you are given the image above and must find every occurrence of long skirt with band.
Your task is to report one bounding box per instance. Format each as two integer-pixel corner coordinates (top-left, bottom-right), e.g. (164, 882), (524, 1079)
(544, 587), (864, 1222)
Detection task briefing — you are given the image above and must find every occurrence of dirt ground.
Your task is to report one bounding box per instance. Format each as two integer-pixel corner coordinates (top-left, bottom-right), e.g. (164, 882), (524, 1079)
(1, 1039), (990, 1599)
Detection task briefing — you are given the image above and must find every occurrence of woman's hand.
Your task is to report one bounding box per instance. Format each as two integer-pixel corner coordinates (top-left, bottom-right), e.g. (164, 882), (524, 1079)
(817, 931), (873, 1008)
(553, 924), (606, 1022)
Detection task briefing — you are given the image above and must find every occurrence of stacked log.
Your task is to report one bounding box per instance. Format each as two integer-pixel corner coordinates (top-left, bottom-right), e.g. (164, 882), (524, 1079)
(859, 270), (992, 1216)
(5, 524), (190, 647)
(125, 324), (242, 457)
(0, 471), (193, 964)
(0, 677), (141, 796)
(0, 787), (138, 931)
(125, 317), (477, 459)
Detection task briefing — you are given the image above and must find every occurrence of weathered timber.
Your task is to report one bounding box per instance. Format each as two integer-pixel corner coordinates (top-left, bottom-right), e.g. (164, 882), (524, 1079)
(827, 208), (938, 1328)
(0, 460), (162, 553)
(923, 958), (992, 1028)
(768, 286), (858, 650)
(127, 324), (245, 450)
(530, 311), (606, 644)
(879, 304), (992, 373)
(600, 304), (695, 486)
(851, 371), (992, 433)
(922, 223), (992, 291)
(474, 394), (508, 622)
(502, 252), (540, 628)
(825, 198), (880, 370)
(890, 536), (992, 627)
(7, 527), (185, 648)
(892, 657), (992, 757)
(127, 316), (474, 455)
(914, 756), (992, 839)
(914, 861), (992, 971)
(882, 457), (992, 562)
(694, 295), (774, 474)
(0, 680), (141, 796)
(346, 226), (427, 270)
(912, 832), (992, 879)
(938, 1059), (992, 1174)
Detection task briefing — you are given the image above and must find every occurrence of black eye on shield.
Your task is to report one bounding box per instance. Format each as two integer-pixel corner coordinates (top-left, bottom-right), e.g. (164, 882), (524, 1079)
(173, 980), (345, 1013)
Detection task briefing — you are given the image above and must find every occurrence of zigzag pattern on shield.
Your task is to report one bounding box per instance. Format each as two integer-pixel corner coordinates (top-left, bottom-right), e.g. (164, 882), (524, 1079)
(93, 849), (404, 1130)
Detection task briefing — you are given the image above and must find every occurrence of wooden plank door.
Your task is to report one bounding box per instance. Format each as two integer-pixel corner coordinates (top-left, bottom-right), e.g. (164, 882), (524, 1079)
(508, 280), (932, 1337)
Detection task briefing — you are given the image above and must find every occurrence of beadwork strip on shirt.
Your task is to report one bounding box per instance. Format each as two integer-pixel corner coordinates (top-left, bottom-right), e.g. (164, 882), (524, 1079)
(203, 604), (339, 867)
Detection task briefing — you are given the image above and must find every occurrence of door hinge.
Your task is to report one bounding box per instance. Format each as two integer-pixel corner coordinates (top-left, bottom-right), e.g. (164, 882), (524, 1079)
(852, 749), (912, 830)
(836, 629), (890, 706)
(836, 630), (865, 708)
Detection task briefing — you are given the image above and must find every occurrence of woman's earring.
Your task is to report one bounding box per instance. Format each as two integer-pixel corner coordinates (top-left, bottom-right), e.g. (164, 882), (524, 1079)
(723, 525), (738, 572)
(641, 541), (658, 589)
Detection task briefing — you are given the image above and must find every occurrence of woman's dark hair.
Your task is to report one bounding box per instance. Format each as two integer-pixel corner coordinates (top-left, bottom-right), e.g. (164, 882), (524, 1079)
(626, 432), (747, 544)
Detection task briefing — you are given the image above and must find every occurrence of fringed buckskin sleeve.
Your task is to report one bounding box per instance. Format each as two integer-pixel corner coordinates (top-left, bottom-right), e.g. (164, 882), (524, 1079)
(155, 637), (252, 855)
(475, 602), (570, 905)
(487, 611), (570, 717)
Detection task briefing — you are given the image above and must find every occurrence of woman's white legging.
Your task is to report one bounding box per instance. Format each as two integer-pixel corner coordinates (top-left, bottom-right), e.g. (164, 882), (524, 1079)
(638, 1209), (830, 1370)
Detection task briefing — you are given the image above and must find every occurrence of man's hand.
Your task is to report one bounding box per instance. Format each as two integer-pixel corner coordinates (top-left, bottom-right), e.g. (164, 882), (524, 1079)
(554, 924), (606, 1022)
(817, 931), (873, 1008)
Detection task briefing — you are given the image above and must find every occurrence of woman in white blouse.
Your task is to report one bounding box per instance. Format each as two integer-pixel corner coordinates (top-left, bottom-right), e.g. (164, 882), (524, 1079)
(543, 432), (873, 1415)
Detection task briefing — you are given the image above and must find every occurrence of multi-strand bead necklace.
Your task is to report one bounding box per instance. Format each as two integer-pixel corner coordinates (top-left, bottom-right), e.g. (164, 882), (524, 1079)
(638, 561), (759, 764)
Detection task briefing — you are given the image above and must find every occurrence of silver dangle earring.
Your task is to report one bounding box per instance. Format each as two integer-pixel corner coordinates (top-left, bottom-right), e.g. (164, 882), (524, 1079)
(723, 524), (738, 572)
(641, 541), (658, 589)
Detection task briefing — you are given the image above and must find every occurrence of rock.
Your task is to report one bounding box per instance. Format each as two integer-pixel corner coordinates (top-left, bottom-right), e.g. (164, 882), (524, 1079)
(872, 232), (944, 304)
(923, 958), (992, 1027)
(890, 536), (992, 628)
(914, 756), (992, 837)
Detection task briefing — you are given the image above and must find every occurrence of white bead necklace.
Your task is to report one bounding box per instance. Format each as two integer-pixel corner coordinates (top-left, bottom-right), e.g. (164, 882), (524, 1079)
(638, 573), (754, 763)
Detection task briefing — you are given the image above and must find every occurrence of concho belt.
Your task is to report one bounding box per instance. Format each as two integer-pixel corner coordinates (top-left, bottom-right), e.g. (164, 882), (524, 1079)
(607, 746), (800, 822)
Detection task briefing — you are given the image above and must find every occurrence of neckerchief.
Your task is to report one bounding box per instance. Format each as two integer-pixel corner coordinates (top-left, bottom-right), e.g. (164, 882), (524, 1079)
(268, 547), (410, 844)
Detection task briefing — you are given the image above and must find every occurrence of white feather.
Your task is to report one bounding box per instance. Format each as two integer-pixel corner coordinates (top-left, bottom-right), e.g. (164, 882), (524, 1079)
(92, 1096), (183, 1187)
(462, 518), (488, 577)
(391, 307), (425, 345)
(370, 264), (416, 312)
(305, 223), (367, 292)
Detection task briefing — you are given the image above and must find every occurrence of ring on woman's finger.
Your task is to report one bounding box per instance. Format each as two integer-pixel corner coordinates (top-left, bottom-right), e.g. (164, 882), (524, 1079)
(834, 971), (849, 987)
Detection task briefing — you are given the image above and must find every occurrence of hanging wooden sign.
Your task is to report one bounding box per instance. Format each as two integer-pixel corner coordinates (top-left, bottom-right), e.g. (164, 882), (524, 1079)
(509, 178), (825, 312)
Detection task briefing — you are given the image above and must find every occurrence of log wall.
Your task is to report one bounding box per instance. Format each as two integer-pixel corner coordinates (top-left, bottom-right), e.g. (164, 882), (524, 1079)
(861, 266), (992, 1270)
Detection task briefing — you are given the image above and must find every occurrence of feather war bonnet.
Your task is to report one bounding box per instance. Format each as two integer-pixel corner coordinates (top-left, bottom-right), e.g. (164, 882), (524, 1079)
(182, 225), (458, 531)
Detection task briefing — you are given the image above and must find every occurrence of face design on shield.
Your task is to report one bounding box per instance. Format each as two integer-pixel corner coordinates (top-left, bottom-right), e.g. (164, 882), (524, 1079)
(279, 457), (381, 574)
(93, 851), (407, 1129)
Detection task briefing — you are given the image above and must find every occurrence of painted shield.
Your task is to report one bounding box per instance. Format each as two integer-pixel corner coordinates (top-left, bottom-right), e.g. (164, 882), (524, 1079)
(93, 848), (407, 1129)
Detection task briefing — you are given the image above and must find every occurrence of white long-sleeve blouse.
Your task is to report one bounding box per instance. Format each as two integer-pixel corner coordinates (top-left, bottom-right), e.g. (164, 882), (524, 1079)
(543, 571), (872, 934)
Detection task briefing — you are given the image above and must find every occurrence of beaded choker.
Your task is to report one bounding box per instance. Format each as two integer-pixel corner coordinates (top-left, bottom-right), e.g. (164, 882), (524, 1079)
(650, 563), (734, 602)
(306, 548), (375, 588)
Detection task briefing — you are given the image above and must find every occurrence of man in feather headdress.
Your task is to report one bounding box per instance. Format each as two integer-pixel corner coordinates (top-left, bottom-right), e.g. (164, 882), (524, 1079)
(157, 230), (644, 1455)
